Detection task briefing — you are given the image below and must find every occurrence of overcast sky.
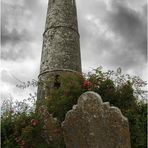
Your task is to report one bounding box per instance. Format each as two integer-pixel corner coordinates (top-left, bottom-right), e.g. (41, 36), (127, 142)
(1, 0), (147, 101)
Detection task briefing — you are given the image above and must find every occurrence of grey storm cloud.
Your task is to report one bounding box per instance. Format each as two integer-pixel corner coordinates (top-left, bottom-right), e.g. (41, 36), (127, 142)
(105, 0), (147, 57)
(1, 0), (147, 69)
(103, 0), (147, 70)
(77, 0), (147, 72)
(1, 0), (46, 61)
(1, 3), (33, 45)
(1, 70), (17, 86)
(1, 0), (147, 101)
(23, 0), (41, 12)
(1, 27), (30, 46)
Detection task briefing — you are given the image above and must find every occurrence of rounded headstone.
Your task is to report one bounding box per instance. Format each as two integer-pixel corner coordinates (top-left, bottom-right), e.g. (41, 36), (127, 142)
(62, 91), (131, 148)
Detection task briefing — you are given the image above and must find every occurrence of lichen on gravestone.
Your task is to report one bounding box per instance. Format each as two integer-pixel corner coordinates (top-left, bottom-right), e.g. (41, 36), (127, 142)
(62, 91), (131, 148)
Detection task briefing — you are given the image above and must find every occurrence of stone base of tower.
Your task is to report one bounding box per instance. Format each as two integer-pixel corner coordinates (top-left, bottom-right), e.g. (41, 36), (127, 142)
(37, 69), (82, 101)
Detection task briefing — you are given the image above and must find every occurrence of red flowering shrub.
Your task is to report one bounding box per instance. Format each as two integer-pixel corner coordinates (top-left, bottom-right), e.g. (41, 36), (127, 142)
(83, 80), (92, 90)
(31, 119), (38, 126)
(46, 72), (85, 121)
(1, 67), (147, 148)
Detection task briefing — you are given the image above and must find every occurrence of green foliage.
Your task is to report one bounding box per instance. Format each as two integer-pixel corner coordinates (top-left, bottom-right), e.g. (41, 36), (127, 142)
(87, 67), (147, 148)
(125, 102), (147, 148)
(45, 72), (85, 121)
(1, 67), (147, 148)
(1, 109), (46, 148)
(1, 99), (64, 148)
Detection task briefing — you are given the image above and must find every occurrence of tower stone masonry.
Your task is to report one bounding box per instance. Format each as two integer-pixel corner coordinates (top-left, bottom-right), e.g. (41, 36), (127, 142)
(38, 0), (82, 99)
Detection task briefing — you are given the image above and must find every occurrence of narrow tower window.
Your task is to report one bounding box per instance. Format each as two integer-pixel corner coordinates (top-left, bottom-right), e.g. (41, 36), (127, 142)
(54, 75), (60, 89)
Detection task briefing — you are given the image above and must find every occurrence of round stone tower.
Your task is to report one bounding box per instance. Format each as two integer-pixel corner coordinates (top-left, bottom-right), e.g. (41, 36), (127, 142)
(38, 0), (82, 100)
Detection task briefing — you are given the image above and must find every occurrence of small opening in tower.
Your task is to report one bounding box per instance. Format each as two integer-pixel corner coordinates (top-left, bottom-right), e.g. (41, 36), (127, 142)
(54, 75), (60, 89)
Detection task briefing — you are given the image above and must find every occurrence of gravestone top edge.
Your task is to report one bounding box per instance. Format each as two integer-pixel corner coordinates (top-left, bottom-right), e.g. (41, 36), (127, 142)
(65, 91), (128, 122)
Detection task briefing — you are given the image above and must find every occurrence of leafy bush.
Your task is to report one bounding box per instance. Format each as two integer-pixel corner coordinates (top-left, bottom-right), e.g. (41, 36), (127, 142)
(1, 67), (147, 148)
(86, 67), (147, 148)
(1, 99), (64, 148)
(42, 72), (85, 121)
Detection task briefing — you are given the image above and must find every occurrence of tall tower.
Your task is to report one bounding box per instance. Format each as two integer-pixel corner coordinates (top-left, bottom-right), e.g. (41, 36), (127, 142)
(38, 0), (82, 100)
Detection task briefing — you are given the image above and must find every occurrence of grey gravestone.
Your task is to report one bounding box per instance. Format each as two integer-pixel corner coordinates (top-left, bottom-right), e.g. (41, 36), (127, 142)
(62, 91), (131, 148)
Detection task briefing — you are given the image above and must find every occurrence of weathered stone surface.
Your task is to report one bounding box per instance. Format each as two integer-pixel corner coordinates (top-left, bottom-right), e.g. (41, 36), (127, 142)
(38, 0), (82, 100)
(45, 0), (78, 31)
(37, 70), (80, 100)
(39, 0), (81, 74)
(40, 27), (81, 73)
(62, 91), (131, 148)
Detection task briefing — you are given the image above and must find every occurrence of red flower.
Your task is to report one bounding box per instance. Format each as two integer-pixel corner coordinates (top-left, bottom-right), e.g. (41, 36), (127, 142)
(83, 80), (91, 89)
(31, 119), (38, 126)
